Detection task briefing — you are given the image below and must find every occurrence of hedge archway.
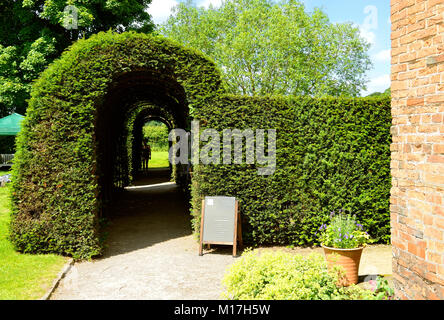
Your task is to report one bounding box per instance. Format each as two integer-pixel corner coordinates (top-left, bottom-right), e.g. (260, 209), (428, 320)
(10, 31), (223, 259)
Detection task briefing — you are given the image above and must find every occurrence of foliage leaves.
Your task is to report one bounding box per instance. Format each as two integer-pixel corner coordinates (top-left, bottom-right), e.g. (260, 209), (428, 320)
(160, 0), (372, 97)
(222, 250), (378, 300)
(143, 121), (170, 151)
(9, 30), (390, 260)
(10, 31), (223, 259)
(0, 0), (154, 117)
(192, 95), (392, 246)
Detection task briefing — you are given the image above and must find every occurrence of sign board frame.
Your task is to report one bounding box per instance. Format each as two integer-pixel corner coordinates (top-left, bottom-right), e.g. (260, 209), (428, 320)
(199, 197), (243, 257)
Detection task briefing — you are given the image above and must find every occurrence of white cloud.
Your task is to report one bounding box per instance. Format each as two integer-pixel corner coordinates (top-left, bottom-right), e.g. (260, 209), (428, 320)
(362, 74), (390, 96)
(373, 49), (391, 62)
(359, 26), (376, 46)
(147, 0), (179, 24)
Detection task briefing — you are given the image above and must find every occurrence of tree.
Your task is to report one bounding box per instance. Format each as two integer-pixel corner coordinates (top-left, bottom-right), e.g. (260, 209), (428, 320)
(143, 121), (169, 151)
(367, 88), (391, 97)
(160, 0), (372, 97)
(0, 0), (154, 117)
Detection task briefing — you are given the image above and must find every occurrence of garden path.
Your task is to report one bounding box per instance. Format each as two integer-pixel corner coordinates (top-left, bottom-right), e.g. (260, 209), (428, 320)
(51, 169), (237, 300)
(51, 168), (392, 300)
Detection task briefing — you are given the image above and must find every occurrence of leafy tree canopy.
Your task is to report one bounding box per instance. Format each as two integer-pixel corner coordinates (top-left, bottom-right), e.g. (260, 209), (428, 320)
(143, 121), (169, 151)
(367, 87), (391, 97)
(0, 0), (153, 117)
(160, 0), (372, 97)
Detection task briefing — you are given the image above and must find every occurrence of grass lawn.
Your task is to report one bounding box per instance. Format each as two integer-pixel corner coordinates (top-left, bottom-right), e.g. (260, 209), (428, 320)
(149, 151), (169, 168)
(0, 186), (68, 300)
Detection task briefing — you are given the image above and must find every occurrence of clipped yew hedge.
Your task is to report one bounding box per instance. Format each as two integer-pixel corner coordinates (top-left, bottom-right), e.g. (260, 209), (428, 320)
(191, 95), (392, 246)
(10, 30), (391, 259)
(10, 31), (222, 259)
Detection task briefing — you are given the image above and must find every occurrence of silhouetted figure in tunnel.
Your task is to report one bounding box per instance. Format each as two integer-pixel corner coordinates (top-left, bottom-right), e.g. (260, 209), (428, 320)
(141, 138), (151, 172)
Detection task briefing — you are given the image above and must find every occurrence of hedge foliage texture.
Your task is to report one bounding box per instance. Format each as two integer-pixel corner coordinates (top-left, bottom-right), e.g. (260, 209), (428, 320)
(192, 95), (391, 246)
(10, 31), (222, 259)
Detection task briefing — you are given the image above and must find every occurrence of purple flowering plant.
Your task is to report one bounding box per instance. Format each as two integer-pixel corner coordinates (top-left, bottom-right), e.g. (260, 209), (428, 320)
(317, 210), (371, 249)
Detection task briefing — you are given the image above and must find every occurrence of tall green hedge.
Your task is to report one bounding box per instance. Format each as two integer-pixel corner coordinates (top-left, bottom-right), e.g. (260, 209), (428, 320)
(10, 31), (223, 259)
(10, 30), (391, 259)
(192, 95), (392, 246)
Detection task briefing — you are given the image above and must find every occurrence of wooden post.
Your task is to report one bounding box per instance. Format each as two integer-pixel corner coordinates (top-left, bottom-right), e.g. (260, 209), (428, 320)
(199, 199), (205, 256)
(238, 208), (243, 250)
(233, 200), (239, 257)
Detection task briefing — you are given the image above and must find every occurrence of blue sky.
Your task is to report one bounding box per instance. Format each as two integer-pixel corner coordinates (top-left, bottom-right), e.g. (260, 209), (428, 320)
(147, 0), (391, 96)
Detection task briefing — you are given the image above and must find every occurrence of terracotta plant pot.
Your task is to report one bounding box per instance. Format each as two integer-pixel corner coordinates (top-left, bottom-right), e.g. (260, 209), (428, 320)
(322, 245), (363, 286)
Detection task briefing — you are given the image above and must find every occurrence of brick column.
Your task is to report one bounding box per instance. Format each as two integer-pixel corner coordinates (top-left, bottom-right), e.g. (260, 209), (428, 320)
(391, 0), (444, 300)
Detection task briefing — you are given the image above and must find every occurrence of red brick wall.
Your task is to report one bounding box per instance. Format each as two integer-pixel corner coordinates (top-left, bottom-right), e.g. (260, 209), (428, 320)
(391, 0), (444, 300)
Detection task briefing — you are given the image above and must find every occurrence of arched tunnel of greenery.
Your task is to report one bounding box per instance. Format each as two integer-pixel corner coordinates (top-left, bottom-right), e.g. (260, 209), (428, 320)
(95, 70), (188, 204)
(129, 107), (173, 179)
(10, 31), (223, 258)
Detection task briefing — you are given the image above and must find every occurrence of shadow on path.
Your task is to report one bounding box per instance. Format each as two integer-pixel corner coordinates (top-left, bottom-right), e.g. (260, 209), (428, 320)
(102, 168), (191, 258)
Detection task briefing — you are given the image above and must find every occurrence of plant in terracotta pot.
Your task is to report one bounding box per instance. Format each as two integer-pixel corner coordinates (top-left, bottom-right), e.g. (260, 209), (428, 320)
(317, 211), (372, 286)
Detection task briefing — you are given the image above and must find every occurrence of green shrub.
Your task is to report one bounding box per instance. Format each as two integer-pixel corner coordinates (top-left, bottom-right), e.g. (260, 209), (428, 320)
(222, 250), (377, 300)
(192, 95), (391, 247)
(318, 211), (372, 248)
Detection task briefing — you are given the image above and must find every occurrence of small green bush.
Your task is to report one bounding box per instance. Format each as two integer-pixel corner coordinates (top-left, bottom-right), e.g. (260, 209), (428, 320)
(318, 211), (371, 248)
(222, 250), (377, 300)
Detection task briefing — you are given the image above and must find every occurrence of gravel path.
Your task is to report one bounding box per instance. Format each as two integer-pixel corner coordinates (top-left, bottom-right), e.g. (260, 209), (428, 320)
(51, 169), (392, 300)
